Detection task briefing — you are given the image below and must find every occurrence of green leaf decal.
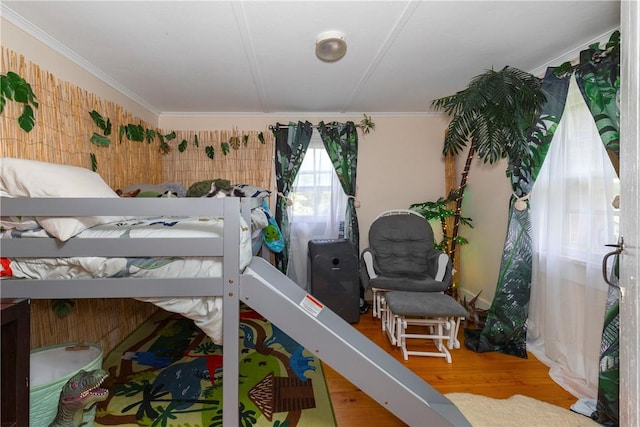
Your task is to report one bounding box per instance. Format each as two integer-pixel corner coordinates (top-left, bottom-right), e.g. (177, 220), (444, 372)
(1, 71), (39, 132)
(90, 153), (97, 171)
(17, 105), (35, 132)
(90, 110), (106, 129)
(205, 145), (215, 159)
(145, 129), (156, 144)
(90, 132), (111, 147)
(0, 74), (12, 103)
(7, 72), (36, 104)
(178, 139), (188, 152)
(126, 124), (145, 142)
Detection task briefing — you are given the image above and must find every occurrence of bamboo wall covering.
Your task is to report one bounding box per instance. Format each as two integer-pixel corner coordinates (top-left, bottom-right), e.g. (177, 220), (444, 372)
(162, 129), (274, 192)
(1, 48), (163, 190)
(1, 47), (274, 354)
(1, 47), (162, 353)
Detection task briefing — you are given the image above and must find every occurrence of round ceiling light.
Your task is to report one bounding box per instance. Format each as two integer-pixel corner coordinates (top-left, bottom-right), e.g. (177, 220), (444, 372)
(315, 31), (347, 62)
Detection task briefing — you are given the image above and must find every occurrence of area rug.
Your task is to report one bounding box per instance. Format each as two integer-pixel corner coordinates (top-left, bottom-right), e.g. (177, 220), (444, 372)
(95, 306), (336, 426)
(445, 393), (600, 427)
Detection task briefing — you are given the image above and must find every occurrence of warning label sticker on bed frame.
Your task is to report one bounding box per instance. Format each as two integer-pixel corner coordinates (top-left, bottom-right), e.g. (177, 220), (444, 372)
(300, 294), (324, 317)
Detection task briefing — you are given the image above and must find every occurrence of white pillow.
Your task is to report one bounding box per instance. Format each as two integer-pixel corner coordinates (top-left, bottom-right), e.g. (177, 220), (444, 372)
(0, 158), (125, 241)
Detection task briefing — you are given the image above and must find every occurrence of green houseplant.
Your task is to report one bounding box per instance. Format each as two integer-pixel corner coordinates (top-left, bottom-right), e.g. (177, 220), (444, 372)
(410, 188), (472, 299)
(0, 71), (39, 132)
(409, 188), (472, 253)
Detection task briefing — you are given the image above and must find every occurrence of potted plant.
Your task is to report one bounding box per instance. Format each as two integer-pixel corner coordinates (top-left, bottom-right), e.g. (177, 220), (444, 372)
(410, 189), (472, 300)
(461, 290), (488, 330)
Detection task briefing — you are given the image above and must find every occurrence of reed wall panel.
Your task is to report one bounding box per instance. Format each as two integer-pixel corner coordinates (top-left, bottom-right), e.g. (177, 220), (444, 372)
(1, 47), (163, 189)
(161, 129), (274, 192)
(2, 47), (274, 354)
(2, 48), (162, 353)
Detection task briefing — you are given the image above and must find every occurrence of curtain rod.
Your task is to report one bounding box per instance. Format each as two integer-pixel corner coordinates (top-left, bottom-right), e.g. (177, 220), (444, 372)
(268, 123), (363, 131)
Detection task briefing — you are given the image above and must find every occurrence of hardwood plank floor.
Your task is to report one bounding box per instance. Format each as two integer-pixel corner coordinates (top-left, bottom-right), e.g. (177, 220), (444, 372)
(323, 313), (578, 426)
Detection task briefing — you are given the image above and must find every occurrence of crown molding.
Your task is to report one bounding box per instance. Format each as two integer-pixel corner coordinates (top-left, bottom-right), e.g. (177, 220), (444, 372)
(158, 111), (446, 118)
(1, 3), (159, 115)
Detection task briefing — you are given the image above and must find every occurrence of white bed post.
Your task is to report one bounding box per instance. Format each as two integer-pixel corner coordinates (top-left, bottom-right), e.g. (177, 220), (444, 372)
(222, 197), (242, 427)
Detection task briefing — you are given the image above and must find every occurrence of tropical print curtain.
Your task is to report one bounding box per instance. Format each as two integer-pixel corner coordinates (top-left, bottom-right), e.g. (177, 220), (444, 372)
(596, 251), (621, 426)
(468, 31), (620, 424)
(273, 121), (313, 273)
(528, 74), (619, 404)
(574, 32), (621, 177)
(464, 68), (571, 357)
(317, 121), (360, 253)
(574, 31), (620, 427)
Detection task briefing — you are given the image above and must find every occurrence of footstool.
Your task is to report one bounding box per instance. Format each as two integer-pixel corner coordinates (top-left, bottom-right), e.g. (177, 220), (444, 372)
(384, 291), (468, 363)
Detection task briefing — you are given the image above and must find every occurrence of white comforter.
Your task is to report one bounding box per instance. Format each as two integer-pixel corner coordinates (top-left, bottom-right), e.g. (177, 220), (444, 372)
(2, 215), (253, 344)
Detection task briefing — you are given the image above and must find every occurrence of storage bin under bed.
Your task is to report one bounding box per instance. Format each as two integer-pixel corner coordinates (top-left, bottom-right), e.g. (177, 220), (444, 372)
(30, 342), (103, 427)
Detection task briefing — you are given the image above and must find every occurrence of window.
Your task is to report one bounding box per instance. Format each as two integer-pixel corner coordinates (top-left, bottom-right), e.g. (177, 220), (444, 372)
(286, 131), (347, 289)
(528, 75), (619, 399)
(557, 81), (620, 259)
(290, 139), (338, 220)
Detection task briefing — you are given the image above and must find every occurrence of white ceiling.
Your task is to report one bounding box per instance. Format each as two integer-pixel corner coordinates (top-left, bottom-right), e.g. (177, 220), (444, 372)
(1, 1), (621, 116)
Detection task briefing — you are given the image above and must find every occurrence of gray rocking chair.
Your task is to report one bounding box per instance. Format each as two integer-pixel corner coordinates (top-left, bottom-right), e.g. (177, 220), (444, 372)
(360, 210), (467, 362)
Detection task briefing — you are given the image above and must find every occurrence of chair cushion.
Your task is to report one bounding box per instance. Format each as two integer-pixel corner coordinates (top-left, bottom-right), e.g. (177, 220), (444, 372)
(385, 291), (469, 318)
(370, 275), (447, 292)
(369, 214), (435, 278)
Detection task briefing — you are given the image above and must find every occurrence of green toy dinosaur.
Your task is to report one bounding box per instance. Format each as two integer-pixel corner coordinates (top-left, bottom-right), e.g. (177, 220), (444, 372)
(48, 368), (109, 427)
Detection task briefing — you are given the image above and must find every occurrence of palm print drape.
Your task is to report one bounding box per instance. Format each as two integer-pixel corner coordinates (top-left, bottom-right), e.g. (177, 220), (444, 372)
(273, 121), (313, 273)
(596, 252), (621, 426)
(467, 31), (620, 424)
(574, 31), (620, 427)
(464, 68), (571, 357)
(317, 121), (360, 253)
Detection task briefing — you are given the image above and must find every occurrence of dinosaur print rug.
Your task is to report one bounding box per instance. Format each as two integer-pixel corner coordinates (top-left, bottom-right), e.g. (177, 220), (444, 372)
(94, 305), (336, 426)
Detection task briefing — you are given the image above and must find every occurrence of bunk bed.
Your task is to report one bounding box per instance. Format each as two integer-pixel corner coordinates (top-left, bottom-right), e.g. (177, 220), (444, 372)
(1, 184), (471, 426)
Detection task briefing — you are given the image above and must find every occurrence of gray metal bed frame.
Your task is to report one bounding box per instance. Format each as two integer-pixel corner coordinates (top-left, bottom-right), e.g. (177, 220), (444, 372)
(0, 196), (471, 427)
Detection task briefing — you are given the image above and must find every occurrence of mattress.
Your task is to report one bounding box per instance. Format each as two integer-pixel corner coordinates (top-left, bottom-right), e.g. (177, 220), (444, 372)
(1, 215), (253, 344)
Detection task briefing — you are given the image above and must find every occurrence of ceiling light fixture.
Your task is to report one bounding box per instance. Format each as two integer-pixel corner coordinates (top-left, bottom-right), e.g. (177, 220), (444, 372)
(315, 31), (347, 62)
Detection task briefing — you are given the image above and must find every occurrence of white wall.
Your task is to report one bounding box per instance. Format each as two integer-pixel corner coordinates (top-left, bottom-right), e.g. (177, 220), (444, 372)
(456, 150), (513, 305)
(3, 18), (512, 306)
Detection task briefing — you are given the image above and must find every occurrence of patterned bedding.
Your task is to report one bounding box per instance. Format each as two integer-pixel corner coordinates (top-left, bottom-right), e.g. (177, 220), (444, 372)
(1, 215), (253, 344)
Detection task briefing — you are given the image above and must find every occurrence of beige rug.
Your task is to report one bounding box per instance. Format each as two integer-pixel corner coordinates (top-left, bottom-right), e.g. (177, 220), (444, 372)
(445, 393), (600, 427)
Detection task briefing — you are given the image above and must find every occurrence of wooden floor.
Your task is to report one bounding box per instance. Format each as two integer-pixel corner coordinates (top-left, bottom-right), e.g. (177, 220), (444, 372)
(323, 312), (578, 426)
